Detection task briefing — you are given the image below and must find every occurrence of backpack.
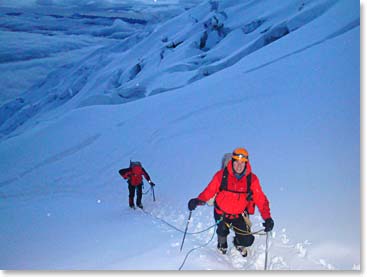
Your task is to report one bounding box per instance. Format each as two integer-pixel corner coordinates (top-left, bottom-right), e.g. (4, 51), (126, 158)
(207, 153), (232, 206)
(130, 160), (142, 168)
(208, 153), (255, 214)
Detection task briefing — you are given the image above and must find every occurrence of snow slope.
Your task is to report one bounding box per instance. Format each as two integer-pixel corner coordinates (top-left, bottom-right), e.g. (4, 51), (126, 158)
(0, 0), (360, 271)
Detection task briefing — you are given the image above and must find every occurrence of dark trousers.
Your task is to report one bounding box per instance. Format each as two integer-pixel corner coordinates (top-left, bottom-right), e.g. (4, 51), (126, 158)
(128, 183), (143, 205)
(214, 210), (255, 247)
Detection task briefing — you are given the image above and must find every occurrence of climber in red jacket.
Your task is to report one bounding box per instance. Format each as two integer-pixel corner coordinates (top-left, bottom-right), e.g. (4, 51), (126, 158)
(187, 147), (274, 257)
(119, 161), (155, 209)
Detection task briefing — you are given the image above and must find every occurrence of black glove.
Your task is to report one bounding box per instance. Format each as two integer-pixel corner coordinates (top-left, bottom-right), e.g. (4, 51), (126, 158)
(188, 198), (204, 211)
(149, 181), (155, 187)
(263, 218), (274, 232)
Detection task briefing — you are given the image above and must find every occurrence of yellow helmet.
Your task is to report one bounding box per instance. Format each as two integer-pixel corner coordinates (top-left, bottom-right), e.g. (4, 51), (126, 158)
(232, 147), (249, 162)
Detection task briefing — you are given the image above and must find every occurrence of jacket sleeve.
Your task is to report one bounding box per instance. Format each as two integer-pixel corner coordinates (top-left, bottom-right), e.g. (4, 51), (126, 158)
(251, 174), (271, 220)
(119, 168), (131, 179)
(141, 167), (151, 182)
(197, 170), (222, 202)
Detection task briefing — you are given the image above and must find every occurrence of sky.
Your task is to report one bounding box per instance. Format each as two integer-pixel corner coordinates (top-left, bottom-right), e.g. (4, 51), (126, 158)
(0, 0), (362, 274)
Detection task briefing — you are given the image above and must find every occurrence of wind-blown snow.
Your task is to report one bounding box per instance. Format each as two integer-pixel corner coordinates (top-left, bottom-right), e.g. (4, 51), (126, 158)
(0, 0), (360, 271)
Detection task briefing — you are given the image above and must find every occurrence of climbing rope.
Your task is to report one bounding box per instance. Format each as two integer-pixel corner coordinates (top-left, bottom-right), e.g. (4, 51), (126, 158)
(140, 209), (221, 270)
(142, 186), (152, 195)
(140, 208), (266, 270)
(178, 224), (217, 270)
(142, 209), (218, 235)
(141, 209), (268, 269)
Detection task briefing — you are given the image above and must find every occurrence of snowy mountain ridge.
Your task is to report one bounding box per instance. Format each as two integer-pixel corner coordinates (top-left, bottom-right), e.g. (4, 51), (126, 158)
(0, 0), (352, 139)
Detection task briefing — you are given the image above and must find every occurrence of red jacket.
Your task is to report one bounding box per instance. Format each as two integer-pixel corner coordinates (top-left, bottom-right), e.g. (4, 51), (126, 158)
(197, 160), (271, 220)
(119, 165), (151, 186)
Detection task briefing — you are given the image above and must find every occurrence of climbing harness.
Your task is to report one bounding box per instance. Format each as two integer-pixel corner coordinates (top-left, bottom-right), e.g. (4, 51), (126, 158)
(223, 222), (265, 236)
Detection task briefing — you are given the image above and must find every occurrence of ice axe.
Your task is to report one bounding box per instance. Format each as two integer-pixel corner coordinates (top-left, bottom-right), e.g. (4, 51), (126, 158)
(180, 211), (192, 252)
(264, 231), (269, 270)
(152, 186), (156, 202)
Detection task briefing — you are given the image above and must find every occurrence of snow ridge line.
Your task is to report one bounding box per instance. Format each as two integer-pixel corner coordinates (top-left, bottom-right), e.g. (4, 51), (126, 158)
(243, 19), (359, 75)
